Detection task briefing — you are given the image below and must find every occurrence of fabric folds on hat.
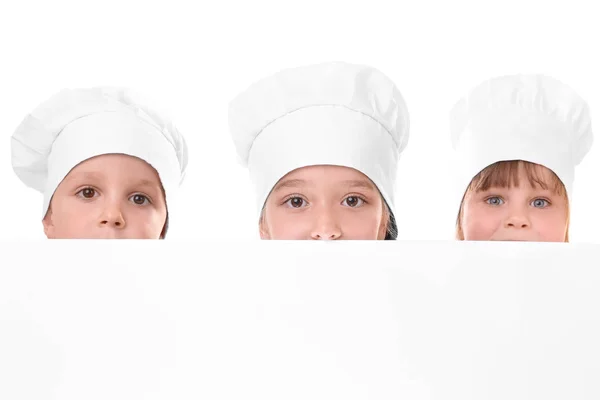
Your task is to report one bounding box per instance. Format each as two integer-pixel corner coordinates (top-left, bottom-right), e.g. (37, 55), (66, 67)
(228, 61), (410, 219)
(11, 87), (188, 218)
(450, 74), (593, 210)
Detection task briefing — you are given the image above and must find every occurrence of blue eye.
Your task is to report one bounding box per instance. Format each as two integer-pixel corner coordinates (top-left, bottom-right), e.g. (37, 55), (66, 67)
(531, 198), (549, 208)
(130, 194), (151, 205)
(285, 197), (307, 208)
(486, 196), (504, 206)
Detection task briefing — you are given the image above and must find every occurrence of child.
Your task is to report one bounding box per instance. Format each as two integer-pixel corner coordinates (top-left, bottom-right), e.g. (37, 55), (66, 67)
(11, 87), (188, 239)
(228, 62), (410, 240)
(450, 74), (593, 242)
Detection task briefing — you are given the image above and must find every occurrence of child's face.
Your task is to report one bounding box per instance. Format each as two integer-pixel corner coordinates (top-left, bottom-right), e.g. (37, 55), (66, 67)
(460, 164), (568, 242)
(260, 165), (388, 240)
(43, 154), (167, 239)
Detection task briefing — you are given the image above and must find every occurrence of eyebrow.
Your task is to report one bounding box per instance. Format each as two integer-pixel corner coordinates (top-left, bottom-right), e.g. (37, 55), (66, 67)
(64, 173), (160, 191)
(272, 178), (376, 192)
(135, 179), (161, 189)
(273, 179), (310, 192)
(339, 180), (376, 190)
(64, 171), (105, 183)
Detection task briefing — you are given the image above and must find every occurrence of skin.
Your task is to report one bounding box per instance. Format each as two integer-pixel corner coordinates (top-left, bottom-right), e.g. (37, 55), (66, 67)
(43, 154), (167, 239)
(259, 165), (388, 240)
(460, 165), (568, 242)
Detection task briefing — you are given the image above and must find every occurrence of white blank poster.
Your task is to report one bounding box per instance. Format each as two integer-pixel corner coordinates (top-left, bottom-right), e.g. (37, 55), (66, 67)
(1, 240), (599, 399)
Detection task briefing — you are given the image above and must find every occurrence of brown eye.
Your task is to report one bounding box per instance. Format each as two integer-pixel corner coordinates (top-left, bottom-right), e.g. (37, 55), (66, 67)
(78, 188), (96, 199)
(343, 196), (364, 208)
(131, 194), (150, 205)
(285, 197), (306, 208)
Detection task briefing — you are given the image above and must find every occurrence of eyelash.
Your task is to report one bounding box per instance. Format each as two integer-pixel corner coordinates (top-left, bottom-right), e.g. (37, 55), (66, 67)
(281, 194), (308, 208)
(485, 196), (504, 205)
(484, 196), (552, 207)
(75, 187), (153, 205)
(280, 194), (368, 208)
(76, 186), (99, 199)
(342, 194), (368, 207)
(130, 193), (153, 205)
(531, 198), (551, 207)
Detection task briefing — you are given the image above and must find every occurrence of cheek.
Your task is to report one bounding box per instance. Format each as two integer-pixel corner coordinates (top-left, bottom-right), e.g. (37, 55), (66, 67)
(50, 196), (166, 239)
(461, 203), (502, 240)
(530, 210), (568, 241)
(341, 210), (383, 239)
(50, 199), (95, 233)
(124, 206), (167, 238)
(264, 205), (384, 240)
(263, 206), (311, 239)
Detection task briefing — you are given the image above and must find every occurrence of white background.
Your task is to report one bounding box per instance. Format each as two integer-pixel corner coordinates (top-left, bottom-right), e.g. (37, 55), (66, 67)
(0, 0), (598, 242)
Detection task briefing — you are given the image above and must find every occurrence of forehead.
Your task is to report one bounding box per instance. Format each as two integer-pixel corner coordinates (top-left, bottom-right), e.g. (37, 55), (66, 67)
(275, 165), (377, 189)
(64, 154), (162, 185)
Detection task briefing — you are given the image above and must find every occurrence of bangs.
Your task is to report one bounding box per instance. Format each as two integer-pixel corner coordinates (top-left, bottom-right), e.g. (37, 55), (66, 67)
(468, 160), (567, 197)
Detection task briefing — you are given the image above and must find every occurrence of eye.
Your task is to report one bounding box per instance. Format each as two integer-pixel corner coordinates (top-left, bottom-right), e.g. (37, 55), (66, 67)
(284, 196), (307, 209)
(342, 196), (365, 208)
(486, 196), (504, 206)
(130, 194), (151, 205)
(76, 187), (98, 199)
(531, 198), (550, 208)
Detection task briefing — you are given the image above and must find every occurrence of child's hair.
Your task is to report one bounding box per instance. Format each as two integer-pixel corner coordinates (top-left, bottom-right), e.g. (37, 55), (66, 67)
(159, 184), (168, 239)
(383, 201), (398, 240)
(159, 215), (168, 239)
(455, 160), (570, 241)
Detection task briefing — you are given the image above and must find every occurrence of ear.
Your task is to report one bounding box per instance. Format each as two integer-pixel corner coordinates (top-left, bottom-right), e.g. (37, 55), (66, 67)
(455, 217), (465, 240)
(564, 210), (570, 243)
(42, 208), (55, 239)
(259, 212), (270, 240)
(377, 207), (388, 240)
(259, 229), (270, 240)
(455, 202), (466, 240)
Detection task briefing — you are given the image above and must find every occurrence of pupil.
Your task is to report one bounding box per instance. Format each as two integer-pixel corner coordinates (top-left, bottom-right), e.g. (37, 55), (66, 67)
(347, 197), (357, 206)
(83, 189), (94, 198)
(291, 198), (302, 207)
(134, 195), (144, 204)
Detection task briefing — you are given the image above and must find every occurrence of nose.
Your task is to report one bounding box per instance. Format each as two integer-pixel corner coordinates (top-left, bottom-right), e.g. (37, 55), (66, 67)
(310, 209), (342, 240)
(504, 210), (530, 229)
(99, 201), (126, 229)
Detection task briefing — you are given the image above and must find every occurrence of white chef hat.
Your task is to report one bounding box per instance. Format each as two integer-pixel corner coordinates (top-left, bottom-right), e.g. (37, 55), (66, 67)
(450, 74), (593, 211)
(11, 87), (188, 219)
(228, 61), (410, 220)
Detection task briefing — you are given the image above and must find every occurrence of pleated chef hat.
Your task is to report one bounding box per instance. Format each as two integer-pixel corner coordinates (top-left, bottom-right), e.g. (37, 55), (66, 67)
(11, 87), (188, 218)
(450, 74), (593, 210)
(228, 61), (410, 220)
